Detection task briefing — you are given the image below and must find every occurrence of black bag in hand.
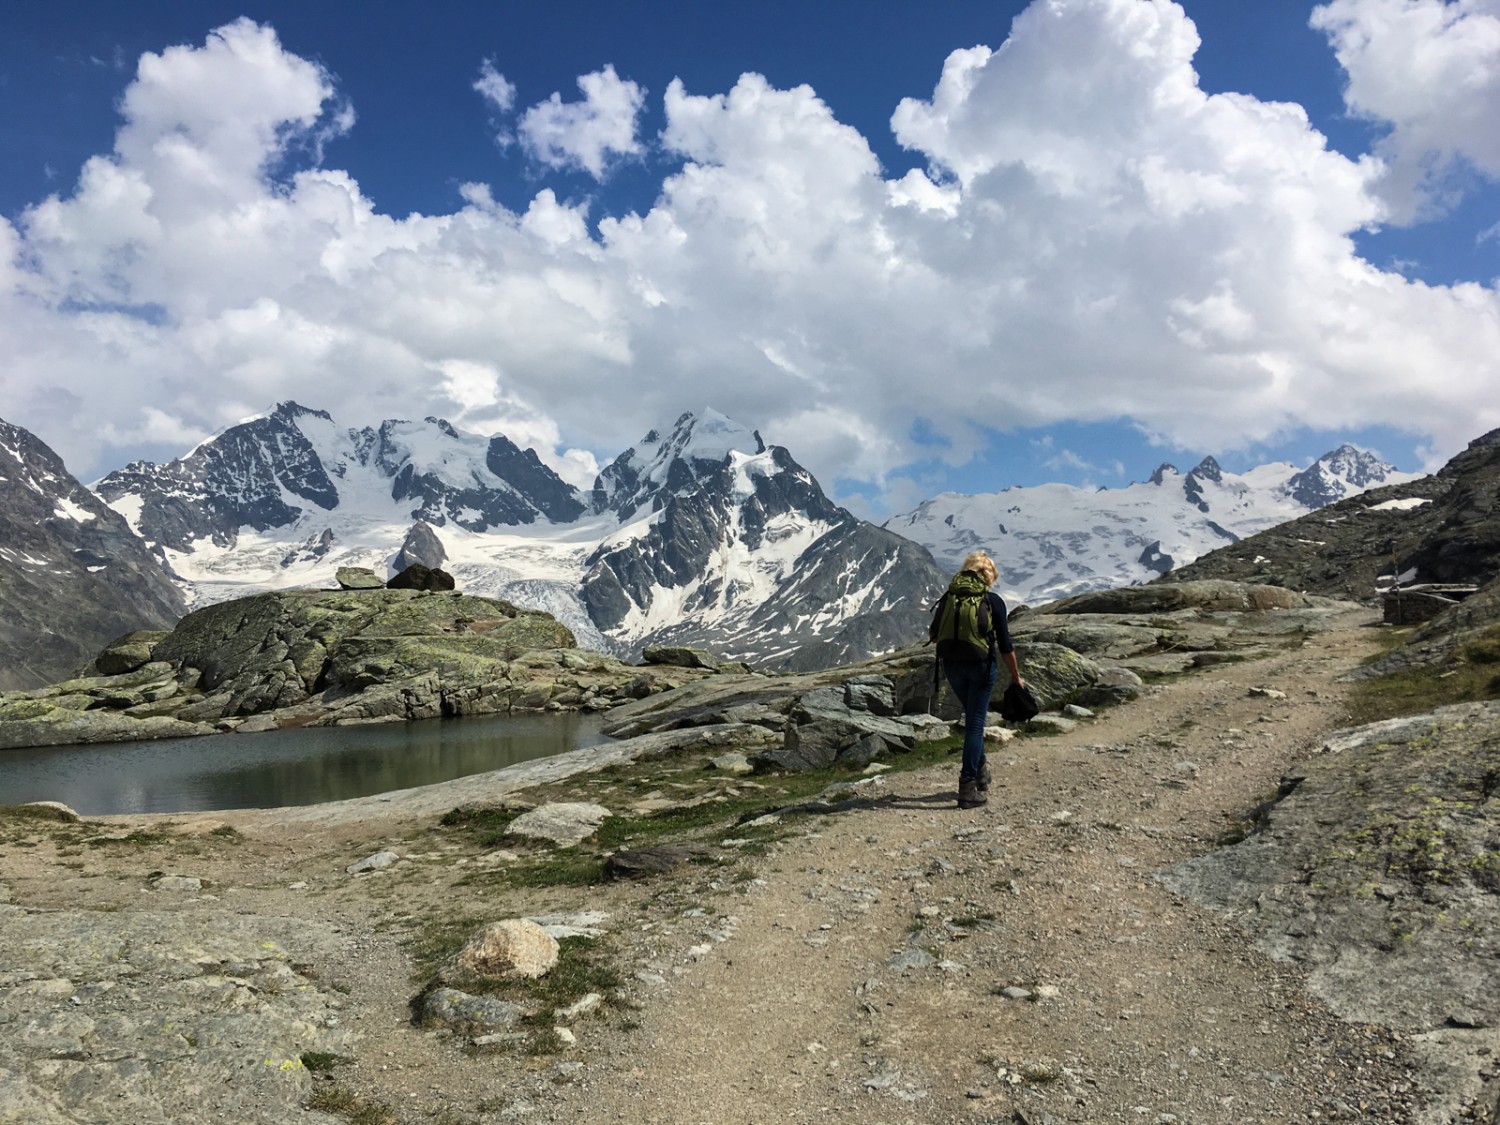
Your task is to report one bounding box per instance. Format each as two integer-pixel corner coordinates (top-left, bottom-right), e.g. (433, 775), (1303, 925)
(999, 682), (1039, 722)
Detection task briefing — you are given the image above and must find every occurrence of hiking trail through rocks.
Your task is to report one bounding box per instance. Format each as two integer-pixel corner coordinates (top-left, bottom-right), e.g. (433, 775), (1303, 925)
(0, 606), (1477, 1123)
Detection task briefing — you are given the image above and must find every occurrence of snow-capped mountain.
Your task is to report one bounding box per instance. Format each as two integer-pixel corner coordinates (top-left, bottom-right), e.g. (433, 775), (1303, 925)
(0, 418), (187, 689)
(582, 412), (941, 670)
(94, 403), (944, 669)
(886, 447), (1416, 605)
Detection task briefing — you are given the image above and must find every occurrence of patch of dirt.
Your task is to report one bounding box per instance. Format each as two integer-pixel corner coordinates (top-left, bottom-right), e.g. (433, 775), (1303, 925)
(1, 606), (1464, 1123)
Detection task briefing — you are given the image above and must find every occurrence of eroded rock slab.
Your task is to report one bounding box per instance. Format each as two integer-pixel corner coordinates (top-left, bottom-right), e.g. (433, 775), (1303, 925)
(0, 905), (356, 1124)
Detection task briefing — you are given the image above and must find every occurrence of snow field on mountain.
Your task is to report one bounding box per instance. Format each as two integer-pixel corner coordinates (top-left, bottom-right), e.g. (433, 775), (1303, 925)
(608, 508), (831, 644)
(888, 452), (1416, 603)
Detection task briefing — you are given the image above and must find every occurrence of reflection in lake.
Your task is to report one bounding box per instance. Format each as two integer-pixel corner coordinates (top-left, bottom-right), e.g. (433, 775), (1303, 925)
(0, 712), (610, 816)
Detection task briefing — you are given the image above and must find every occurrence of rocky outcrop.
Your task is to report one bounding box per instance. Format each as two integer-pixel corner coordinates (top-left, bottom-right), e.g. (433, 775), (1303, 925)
(1355, 575), (1500, 679)
(1162, 700), (1500, 1114)
(393, 520), (446, 572)
(0, 904), (357, 1123)
(0, 588), (741, 750)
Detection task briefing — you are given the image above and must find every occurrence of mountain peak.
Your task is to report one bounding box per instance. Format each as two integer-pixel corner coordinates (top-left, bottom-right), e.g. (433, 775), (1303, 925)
(592, 408), (767, 518)
(270, 401), (333, 425)
(1189, 455), (1224, 482)
(1287, 444), (1397, 507)
(669, 408), (766, 460)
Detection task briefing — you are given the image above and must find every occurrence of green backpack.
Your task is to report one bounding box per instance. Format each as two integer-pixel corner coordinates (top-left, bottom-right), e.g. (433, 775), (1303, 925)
(928, 571), (994, 663)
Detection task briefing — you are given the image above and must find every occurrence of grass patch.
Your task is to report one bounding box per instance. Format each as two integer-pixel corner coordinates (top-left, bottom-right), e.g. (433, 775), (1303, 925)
(299, 1051), (353, 1073)
(1346, 630), (1500, 725)
(305, 1084), (393, 1124)
(84, 828), (175, 849)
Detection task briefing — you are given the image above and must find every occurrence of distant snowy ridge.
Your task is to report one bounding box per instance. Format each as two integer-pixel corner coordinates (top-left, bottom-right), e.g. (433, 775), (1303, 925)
(94, 403), (941, 670)
(885, 447), (1417, 605)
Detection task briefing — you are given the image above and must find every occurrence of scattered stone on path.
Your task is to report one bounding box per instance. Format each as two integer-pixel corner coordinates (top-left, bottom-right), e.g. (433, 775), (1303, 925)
(345, 849), (400, 874)
(418, 987), (526, 1032)
(707, 751), (753, 775)
(147, 874), (203, 893)
(1025, 714), (1079, 734)
(434, 919), (559, 987)
(1249, 686), (1288, 700)
(887, 948), (937, 971)
(605, 843), (715, 880)
(527, 911), (609, 939)
(506, 802), (611, 846)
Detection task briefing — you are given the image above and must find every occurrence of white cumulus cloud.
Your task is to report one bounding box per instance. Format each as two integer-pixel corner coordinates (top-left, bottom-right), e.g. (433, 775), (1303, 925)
(1, 2), (1498, 515)
(517, 64), (646, 179)
(1312, 0), (1500, 220)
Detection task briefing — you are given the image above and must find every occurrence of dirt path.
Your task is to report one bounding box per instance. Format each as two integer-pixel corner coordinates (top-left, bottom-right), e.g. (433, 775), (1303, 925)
(537, 604), (1421, 1125)
(2, 605), (1436, 1123)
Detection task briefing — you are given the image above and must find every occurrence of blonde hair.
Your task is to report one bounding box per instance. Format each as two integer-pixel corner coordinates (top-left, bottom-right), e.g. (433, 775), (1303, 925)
(959, 551), (998, 586)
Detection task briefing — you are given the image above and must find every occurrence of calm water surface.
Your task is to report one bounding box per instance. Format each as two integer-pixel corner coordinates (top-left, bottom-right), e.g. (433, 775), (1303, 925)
(0, 712), (610, 816)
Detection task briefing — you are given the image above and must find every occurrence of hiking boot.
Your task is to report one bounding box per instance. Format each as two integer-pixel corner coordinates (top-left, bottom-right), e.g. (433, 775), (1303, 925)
(957, 778), (987, 809)
(978, 762), (993, 791)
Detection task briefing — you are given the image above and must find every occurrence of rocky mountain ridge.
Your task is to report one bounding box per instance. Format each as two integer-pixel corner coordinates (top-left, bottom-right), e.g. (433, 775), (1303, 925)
(1165, 427), (1500, 598)
(0, 420), (187, 690)
(91, 404), (943, 671)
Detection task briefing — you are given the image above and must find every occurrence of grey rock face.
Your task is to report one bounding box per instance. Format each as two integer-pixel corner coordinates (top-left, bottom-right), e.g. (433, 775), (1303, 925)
(392, 520), (447, 572)
(93, 629), (172, 675)
(0, 906), (357, 1124)
(0, 419), (187, 690)
(1162, 700), (1500, 1034)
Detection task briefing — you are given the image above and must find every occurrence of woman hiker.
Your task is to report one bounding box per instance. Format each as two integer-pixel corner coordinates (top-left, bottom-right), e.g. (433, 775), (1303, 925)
(930, 550), (1024, 809)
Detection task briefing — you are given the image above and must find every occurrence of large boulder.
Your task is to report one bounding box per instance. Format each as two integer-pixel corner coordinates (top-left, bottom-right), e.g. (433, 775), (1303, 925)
(387, 563), (456, 592)
(335, 566), (384, 590)
(93, 630), (171, 676)
(641, 645), (721, 670)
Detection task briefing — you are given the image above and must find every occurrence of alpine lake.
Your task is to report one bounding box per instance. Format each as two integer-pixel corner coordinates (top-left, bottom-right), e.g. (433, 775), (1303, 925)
(0, 711), (610, 816)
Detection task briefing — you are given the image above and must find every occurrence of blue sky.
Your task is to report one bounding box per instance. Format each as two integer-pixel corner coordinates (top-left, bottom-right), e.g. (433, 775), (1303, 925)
(2, 0), (1498, 517)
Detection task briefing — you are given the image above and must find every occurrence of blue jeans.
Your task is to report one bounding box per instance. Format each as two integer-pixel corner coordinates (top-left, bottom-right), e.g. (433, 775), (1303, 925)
(944, 658), (997, 782)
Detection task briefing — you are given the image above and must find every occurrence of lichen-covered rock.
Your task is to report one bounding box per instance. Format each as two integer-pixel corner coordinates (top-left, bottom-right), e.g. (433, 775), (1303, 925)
(1162, 700), (1500, 1034)
(1048, 580), (1313, 616)
(0, 906), (356, 1123)
(335, 565), (384, 589)
(93, 629), (171, 675)
(0, 705), (214, 751)
(641, 645), (722, 670)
